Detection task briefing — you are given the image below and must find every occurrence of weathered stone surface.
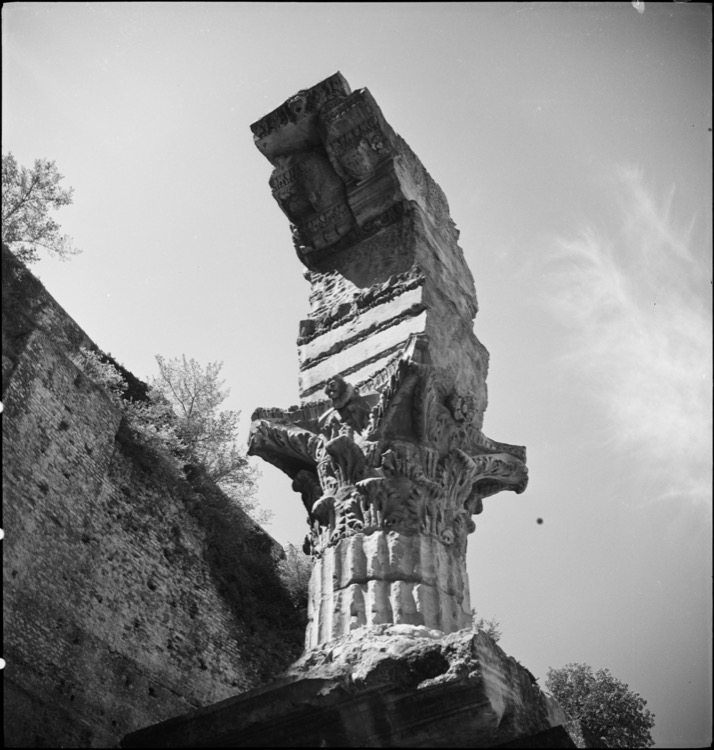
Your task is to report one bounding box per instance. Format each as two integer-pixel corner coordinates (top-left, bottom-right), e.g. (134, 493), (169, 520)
(121, 628), (572, 748)
(307, 531), (472, 648)
(2, 245), (305, 748)
(248, 73), (528, 649)
(250, 72), (483, 406)
(120, 75), (573, 750)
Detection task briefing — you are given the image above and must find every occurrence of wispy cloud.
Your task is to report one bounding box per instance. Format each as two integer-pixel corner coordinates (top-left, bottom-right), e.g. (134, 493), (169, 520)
(544, 166), (712, 505)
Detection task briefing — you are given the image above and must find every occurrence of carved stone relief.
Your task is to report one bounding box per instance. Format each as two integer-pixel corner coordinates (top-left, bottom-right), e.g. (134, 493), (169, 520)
(250, 348), (528, 564)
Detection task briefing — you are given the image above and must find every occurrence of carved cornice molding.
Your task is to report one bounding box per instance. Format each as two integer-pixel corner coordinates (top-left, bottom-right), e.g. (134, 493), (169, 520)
(253, 73), (458, 271)
(251, 72), (351, 153)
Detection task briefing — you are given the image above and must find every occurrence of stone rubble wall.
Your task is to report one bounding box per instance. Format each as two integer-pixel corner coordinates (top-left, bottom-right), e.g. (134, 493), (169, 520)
(2, 245), (305, 748)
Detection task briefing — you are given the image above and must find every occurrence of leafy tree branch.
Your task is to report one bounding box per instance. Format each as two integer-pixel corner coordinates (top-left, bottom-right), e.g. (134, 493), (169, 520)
(2, 151), (80, 264)
(73, 348), (270, 525)
(546, 663), (655, 748)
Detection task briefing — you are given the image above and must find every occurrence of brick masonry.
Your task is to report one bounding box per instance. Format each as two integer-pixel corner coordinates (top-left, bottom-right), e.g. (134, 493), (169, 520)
(2, 245), (305, 748)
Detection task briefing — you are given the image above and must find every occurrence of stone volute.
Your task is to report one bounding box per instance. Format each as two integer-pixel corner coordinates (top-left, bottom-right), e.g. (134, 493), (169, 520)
(248, 73), (528, 651)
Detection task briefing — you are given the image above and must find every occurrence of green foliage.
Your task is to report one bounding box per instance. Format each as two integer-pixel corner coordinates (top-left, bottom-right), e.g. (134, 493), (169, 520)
(75, 347), (128, 399)
(123, 394), (187, 460)
(150, 355), (269, 525)
(75, 347), (185, 470)
(2, 151), (80, 263)
(74, 348), (268, 524)
(471, 609), (502, 642)
(277, 543), (312, 608)
(546, 663), (655, 748)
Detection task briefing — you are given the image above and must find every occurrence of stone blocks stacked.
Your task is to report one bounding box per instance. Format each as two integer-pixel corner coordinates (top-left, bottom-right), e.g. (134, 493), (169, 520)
(248, 73), (529, 650)
(122, 74), (576, 750)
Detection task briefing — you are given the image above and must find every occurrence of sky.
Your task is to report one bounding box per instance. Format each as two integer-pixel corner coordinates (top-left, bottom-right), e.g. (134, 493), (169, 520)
(2, 2), (711, 747)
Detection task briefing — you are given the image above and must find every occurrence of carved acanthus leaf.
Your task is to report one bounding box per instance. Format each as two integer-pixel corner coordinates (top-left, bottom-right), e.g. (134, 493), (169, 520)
(440, 449), (482, 505)
(470, 452), (529, 499)
(248, 419), (323, 478)
(323, 433), (369, 486)
(355, 477), (398, 529)
(292, 470), (322, 515)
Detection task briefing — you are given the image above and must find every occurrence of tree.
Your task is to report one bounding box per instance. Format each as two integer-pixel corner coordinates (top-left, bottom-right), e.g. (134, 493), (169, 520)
(73, 348), (268, 524)
(150, 355), (270, 524)
(546, 663), (655, 748)
(74, 347), (185, 461)
(1, 151), (80, 264)
(277, 543), (312, 608)
(471, 609), (502, 642)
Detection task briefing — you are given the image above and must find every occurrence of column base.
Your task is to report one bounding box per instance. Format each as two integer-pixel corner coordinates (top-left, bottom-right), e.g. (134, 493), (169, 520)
(121, 626), (575, 748)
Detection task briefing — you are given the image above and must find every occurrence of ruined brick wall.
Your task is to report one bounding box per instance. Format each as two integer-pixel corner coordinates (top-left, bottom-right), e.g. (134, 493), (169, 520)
(2, 246), (305, 748)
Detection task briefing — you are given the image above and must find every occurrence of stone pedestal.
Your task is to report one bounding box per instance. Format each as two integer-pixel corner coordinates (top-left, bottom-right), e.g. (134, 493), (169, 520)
(121, 628), (574, 748)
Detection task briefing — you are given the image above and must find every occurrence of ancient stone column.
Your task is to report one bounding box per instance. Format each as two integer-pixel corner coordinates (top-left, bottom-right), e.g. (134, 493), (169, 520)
(120, 76), (570, 750)
(248, 73), (528, 651)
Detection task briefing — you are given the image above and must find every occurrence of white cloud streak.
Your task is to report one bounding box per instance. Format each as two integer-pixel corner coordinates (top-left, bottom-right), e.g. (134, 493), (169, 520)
(544, 166), (712, 506)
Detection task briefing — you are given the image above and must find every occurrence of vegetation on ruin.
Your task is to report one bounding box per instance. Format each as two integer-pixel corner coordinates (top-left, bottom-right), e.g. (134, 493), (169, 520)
(150, 355), (270, 523)
(1, 151), (80, 264)
(277, 543), (312, 609)
(546, 662), (655, 748)
(471, 610), (502, 642)
(75, 348), (270, 524)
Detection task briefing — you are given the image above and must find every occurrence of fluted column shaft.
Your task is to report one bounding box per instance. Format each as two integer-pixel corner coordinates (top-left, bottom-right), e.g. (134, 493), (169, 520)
(306, 530), (471, 649)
